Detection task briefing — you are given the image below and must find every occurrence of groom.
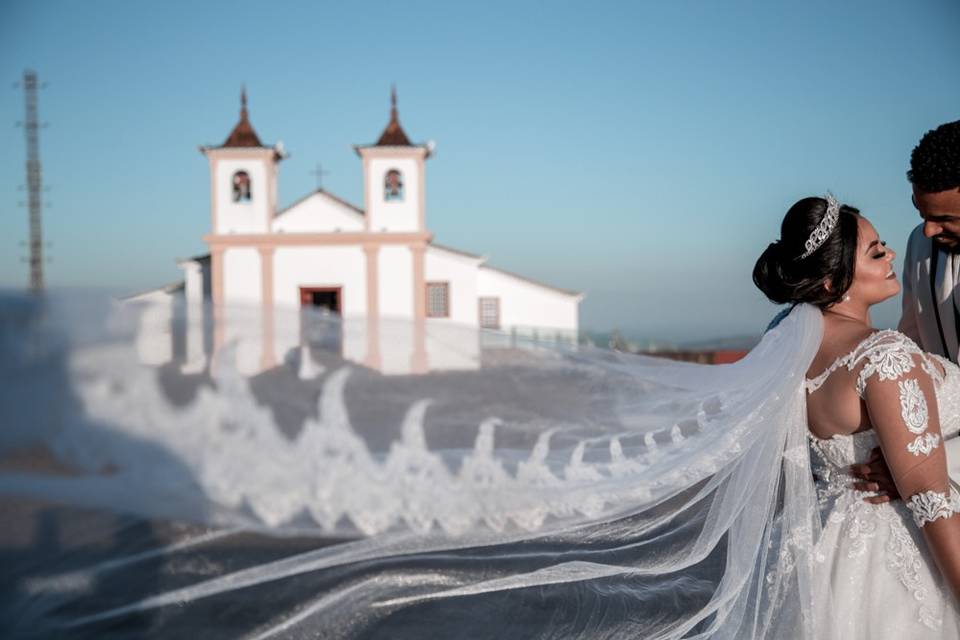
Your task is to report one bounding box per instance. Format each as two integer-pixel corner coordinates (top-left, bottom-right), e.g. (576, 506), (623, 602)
(898, 119), (960, 359)
(852, 120), (960, 500)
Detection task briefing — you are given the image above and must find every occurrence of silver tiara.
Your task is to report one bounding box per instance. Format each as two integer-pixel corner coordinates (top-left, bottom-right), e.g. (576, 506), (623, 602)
(798, 193), (840, 260)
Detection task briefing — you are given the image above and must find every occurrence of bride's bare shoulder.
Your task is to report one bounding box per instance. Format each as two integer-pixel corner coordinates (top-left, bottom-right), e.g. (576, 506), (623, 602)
(812, 320), (876, 371)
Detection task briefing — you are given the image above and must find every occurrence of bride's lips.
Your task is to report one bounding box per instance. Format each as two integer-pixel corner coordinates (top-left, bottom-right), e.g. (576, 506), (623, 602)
(886, 270), (897, 279)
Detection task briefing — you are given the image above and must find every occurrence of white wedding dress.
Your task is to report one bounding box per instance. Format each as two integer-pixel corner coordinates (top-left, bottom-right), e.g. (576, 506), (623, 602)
(805, 330), (960, 638)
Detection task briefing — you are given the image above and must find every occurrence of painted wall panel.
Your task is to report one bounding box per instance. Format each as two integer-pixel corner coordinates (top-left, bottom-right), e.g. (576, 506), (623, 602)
(273, 193), (365, 233)
(223, 247), (262, 305)
(378, 246), (414, 318)
(424, 247), (479, 326)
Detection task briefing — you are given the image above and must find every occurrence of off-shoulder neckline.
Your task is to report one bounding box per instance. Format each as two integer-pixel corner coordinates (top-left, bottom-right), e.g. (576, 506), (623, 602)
(804, 329), (922, 394)
(805, 330), (900, 381)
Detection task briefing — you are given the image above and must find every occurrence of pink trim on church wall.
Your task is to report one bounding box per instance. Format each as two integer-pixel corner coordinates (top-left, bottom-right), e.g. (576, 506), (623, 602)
(362, 154), (372, 232)
(411, 244), (427, 321)
(362, 242), (383, 371)
(357, 147), (430, 159)
(208, 155), (220, 235)
(268, 161), (277, 230)
(363, 244), (380, 319)
(211, 247), (225, 307)
(364, 316), (382, 371)
(204, 148), (279, 161)
(258, 246), (275, 369)
(417, 154), (426, 231)
(203, 231), (432, 248)
(210, 247), (225, 352)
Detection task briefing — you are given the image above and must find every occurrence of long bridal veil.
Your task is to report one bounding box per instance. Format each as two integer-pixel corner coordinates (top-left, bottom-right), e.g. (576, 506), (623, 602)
(0, 294), (828, 638)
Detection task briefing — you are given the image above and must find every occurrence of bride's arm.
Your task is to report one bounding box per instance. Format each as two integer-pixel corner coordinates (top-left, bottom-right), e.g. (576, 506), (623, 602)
(863, 355), (960, 602)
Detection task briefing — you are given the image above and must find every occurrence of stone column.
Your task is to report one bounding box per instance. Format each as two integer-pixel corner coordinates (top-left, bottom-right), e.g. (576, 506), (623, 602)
(258, 245), (275, 371)
(210, 246), (226, 353)
(363, 243), (382, 371)
(410, 243), (428, 373)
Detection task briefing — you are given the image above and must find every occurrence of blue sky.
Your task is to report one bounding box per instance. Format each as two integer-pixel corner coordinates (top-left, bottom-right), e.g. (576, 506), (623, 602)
(1, 1), (958, 341)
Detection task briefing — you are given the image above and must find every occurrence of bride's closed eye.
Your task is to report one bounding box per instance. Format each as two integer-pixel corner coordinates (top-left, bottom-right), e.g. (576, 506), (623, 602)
(873, 241), (888, 259)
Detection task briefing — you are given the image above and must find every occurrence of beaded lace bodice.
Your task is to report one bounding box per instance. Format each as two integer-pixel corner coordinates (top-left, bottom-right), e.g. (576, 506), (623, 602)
(804, 330), (960, 630)
(805, 331), (960, 484)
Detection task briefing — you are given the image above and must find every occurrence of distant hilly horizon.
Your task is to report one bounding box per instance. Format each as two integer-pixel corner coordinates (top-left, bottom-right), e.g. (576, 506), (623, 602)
(581, 328), (761, 353)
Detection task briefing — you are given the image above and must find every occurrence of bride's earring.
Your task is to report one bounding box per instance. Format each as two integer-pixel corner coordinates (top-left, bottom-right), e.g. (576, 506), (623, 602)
(842, 294), (851, 303)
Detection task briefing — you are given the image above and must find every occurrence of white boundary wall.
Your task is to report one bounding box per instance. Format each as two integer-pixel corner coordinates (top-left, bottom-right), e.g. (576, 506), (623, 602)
(478, 267), (579, 339)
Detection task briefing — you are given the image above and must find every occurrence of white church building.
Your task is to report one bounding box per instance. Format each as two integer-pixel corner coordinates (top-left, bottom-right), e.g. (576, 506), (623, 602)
(135, 89), (582, 375)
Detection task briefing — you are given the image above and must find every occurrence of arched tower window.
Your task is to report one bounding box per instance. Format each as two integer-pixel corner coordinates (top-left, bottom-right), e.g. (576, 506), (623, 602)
(384, 169), (404, 202)
(232, 170), (252, 202)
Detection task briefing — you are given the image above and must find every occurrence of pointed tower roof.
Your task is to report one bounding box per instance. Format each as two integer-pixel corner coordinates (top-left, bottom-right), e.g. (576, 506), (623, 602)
(354, 87), (432, 157)
(222, 86), (264, 148)
(375, 86), (412, 146)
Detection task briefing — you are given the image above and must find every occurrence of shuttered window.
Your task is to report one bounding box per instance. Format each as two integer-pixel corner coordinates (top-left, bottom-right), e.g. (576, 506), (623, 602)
(479, 297), (500, 329)
(426, 282), (450, 318)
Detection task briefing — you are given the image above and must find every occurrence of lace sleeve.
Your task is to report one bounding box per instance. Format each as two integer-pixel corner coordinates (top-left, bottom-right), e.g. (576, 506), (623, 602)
(857, 333), (949, 489)
(860, 334), (960, 600)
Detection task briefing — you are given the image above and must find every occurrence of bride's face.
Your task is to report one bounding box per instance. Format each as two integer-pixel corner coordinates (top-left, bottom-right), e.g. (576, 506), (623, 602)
(845, 216), (899, 305)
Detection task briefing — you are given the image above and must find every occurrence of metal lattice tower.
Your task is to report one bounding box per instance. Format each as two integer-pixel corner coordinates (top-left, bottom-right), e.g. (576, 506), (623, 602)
(21, 69), (45, 292)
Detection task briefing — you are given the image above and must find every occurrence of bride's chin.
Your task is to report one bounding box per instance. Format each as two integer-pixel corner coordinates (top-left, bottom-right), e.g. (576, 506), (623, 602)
(866, 284), (901, 307)
(881, 282), (901, 301)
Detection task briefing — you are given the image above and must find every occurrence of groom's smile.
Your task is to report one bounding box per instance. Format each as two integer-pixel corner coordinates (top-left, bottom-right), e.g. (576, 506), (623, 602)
(915, 186), (960, 253)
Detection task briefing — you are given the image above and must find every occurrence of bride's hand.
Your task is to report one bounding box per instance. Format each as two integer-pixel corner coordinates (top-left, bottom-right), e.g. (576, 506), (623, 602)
(849, 447), (902, 504)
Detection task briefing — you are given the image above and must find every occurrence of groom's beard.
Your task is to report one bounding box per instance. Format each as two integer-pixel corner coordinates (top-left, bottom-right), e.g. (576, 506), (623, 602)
(933, 234), (960, 254)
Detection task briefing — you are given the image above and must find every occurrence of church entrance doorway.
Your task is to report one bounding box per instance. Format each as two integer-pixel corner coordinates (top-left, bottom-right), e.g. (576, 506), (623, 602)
(298, 286), (344, 364)
(299, 286), (342, 314)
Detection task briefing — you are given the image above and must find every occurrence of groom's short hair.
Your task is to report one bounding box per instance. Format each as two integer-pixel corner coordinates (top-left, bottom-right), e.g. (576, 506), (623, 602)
(908, 120), (960, 193)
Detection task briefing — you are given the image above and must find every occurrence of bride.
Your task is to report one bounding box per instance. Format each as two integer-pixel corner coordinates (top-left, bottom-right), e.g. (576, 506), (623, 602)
(754, 194), (960, 636)
(3, 195), (960, 639)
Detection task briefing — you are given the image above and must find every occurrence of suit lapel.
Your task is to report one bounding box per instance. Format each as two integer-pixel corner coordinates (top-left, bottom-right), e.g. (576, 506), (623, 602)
(928, 244), (950, 356)
(933, 244), (960, 360)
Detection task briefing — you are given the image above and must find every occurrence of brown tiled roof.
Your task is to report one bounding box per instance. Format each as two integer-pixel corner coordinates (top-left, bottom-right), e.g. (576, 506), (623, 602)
(222, 87), (264, 148)
(375, 86), (413, 146)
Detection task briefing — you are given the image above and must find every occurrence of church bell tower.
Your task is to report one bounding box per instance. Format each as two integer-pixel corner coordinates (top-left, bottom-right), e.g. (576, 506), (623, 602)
(354, 87), (432, 233)
(200, 88), (285, 235)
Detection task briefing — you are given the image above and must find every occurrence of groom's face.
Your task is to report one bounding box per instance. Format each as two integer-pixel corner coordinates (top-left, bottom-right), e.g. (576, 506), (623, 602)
(915, 186), (960, 253)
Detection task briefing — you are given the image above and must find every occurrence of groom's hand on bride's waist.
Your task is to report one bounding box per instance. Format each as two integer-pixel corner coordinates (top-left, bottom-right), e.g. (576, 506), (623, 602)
(849, 447), (901, 504)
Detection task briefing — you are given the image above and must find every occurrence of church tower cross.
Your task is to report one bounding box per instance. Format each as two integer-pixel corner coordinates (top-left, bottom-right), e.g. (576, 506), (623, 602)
(310, 162), (330, 190)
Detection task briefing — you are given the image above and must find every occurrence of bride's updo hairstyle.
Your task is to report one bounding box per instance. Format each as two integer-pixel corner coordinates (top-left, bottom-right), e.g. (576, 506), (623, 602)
(753, 196), (860, 307)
